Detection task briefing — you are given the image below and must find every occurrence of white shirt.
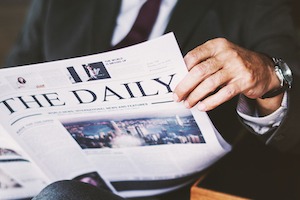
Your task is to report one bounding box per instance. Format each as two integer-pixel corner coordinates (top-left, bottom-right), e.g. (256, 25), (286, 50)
(111, 0), (287, 135)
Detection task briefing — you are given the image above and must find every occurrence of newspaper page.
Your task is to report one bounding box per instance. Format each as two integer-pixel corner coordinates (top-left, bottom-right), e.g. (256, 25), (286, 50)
(0, 125), (48, 200)
(0, 33), (231, 198)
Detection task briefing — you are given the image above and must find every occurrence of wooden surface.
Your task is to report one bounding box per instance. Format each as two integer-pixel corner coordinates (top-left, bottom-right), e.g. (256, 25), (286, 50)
(190, 176), (249, 200)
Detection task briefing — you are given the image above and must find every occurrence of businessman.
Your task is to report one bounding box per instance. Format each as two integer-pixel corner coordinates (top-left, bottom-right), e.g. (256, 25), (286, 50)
(6, 0), (300, 199)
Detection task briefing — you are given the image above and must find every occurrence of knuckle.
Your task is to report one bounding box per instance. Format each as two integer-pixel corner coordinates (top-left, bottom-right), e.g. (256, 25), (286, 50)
(214, 38), (229, 48)
(205, 76), (218, 89)
(215, 37), (228, 44)
(206, 70), (225, 90)
(228, 50), (239, 60)
(204, 39), (217, 51)
(245, 89), (255, 98)
(187, 92), (199, 103)
(191, 64), (205, 77)
(193, 59), (216, 76)
(185, 52), (198, 63)
(205, 58), (215, 67)
(224, 85), (237, 97)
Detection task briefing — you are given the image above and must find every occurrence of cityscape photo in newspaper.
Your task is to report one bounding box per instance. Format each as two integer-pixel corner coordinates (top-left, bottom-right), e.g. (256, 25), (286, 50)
(61, 108), (205, 150)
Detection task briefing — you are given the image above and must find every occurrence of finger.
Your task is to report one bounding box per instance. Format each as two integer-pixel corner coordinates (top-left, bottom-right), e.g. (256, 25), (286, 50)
(184, 40), (217, 71)
(184, 69), (229, 108)
(197, 83), (240, 111)
(174, 57), (221, 101)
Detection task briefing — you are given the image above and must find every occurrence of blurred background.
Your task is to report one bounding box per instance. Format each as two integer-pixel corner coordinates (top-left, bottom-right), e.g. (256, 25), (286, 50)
(0, 0), (299, 68)
(0, 0), (30, 68)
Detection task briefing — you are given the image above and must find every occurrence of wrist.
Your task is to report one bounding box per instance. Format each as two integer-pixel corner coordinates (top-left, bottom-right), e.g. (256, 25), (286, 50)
(261, 57), (292, 99)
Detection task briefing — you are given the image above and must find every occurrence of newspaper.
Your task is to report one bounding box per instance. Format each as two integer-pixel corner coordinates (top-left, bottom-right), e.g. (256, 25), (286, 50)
(0, 33), (231, 199)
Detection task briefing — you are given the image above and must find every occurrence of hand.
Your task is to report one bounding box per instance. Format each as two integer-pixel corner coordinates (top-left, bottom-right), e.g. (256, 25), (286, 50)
(173, 38), (282, 113)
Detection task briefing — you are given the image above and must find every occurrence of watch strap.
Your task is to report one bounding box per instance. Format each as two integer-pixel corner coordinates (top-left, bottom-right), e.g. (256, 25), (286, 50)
(261, 84), (287, 99)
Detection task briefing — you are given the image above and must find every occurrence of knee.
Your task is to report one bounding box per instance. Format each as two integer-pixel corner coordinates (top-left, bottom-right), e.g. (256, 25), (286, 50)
(32, 180), (89, 200)
(32, 180), (124, 200)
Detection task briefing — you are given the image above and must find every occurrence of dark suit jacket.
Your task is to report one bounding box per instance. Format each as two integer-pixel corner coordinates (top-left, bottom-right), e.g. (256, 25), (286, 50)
(6, 0), (300, 199)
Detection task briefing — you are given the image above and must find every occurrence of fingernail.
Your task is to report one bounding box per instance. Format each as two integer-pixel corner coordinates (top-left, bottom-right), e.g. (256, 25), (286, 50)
(173, 93), (179, 102)
(197, 102), (206, 111)
(184, 101), (190, 108)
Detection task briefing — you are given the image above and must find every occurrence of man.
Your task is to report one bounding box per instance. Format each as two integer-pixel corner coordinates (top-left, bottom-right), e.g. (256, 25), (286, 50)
(6, 0), (300, 199)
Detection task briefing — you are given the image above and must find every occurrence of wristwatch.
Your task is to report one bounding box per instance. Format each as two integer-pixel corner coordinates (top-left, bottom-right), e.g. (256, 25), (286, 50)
(261, 57), (293, 99)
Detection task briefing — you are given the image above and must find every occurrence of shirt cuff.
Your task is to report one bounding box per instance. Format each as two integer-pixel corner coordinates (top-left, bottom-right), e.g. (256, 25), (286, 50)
(237, 93), (288, 135)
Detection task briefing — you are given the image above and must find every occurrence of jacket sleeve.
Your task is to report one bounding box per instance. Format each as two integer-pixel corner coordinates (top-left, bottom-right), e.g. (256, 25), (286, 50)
(242, 0), (300, 154)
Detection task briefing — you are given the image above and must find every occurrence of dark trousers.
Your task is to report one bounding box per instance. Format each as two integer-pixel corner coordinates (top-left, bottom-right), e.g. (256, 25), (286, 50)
(32, 180), (191, 200)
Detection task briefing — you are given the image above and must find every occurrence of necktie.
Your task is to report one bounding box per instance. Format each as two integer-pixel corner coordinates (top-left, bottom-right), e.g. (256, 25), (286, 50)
(112, 0), (162, 50)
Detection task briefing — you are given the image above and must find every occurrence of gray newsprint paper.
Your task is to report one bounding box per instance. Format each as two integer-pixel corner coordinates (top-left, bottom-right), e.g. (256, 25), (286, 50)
(0, 33), (231, 199)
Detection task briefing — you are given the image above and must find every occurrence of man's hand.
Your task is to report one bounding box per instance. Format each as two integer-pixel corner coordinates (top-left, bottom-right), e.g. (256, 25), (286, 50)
(173, 38), (283, 115)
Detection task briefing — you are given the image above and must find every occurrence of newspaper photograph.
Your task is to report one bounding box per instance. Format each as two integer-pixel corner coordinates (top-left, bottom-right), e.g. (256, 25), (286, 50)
(0, 33), (231, 198)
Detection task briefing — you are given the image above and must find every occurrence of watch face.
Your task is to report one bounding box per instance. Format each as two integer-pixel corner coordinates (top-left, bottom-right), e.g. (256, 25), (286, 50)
(280, 61), (293, 84)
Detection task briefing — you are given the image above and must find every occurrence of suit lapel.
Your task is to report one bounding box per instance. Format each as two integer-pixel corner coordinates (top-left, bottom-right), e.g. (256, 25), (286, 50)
(165, 0), (216, 53)
(91, 0), (121, 53)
